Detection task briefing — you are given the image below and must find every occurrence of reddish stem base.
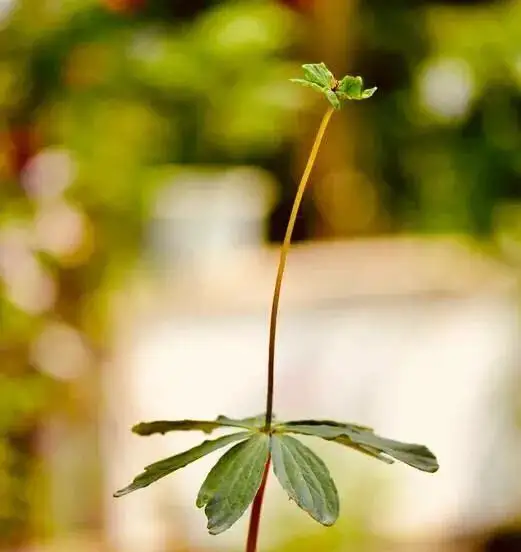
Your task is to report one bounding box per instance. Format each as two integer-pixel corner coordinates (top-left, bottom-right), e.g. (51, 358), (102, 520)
(245, 456), (271, 552)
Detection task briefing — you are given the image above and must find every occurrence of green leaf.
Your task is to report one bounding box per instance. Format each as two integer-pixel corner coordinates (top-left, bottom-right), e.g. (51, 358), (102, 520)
(133, 414), (267, 436)
(336, 76), (377, 101)
(113, 431), (250, 497)
(271, 434), (339, 526)
(336, 75), (363, 98)
(196, 433), (270, 535)
(133, 419), (226, 436)
(302, 62), (333, 88)
(291, 63), (376, 107)
(279, 421), (439, 473)
(280, 419), (373, 432)
(332, 436), (395, 465)
(325, 89), (341, 110)
(273, 421), (392, 464)
(351, 434), (438, 472)
(215, 413), (271, 430)
(290, 79), (326, 94)
(361, 87), (377, 99)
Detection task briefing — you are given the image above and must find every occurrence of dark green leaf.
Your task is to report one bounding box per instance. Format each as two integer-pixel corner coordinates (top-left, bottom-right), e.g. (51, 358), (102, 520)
(279, 421), (438, 473)
(332, 436), (394, 465)
(271, 434), (339, 526)
(114, 431), (250, 497)
(196, 433), (270, 535)
(351, 434), (438, 472)
(275, 422), (392, 464)
(133, 414), (267, 436)
(133, 419), (226, 436)
(215, 413), (270, 430)
(280, 419), (372, 432)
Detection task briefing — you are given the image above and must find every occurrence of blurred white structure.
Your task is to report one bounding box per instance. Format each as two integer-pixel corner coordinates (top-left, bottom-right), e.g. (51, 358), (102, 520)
(103, 167), (521, 552)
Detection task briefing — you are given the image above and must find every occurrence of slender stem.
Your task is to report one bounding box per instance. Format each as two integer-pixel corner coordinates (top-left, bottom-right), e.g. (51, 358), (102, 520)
(245, 456), (271, 552)
(245, 107), (335, 552)
(264, 106), (335, 431)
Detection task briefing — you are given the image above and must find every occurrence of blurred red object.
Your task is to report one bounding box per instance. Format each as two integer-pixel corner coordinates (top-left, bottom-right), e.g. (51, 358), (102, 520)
(102, 0), (146, 13)
(8, 126), (39, 175)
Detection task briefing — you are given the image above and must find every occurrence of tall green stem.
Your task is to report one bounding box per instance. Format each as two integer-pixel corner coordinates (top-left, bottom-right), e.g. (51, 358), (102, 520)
(264, 106), (335, 431)
(245, 106), (335, 552)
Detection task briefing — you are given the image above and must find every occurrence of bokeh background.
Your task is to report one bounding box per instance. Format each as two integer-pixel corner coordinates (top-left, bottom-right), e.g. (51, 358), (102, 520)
(2, 0), (521, 551)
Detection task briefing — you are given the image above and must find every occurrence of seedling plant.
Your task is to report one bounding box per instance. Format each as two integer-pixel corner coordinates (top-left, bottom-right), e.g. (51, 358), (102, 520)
(114, 63), (439, 552)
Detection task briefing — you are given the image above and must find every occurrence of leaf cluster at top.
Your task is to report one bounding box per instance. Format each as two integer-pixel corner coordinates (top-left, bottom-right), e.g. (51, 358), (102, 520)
(291, 62), (377, 109)
(114, 413), (438, 535)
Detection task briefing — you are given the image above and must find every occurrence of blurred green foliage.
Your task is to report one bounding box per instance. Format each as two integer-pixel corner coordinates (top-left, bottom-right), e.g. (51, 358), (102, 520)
(1, 0), (521, 547)
(0, 0), (303, 544)
(359, 0), (521, 236)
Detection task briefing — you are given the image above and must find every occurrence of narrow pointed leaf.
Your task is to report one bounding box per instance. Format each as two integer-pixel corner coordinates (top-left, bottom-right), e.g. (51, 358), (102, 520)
(351, 434), (438, 472)
(271, 434), (339, 526)
(132, 419), (226, 436)
(196, 433), (270, 535)
(133, 414), (266, 436)
(280, 421), (438, 473)
(333, 436), (394, 465)
(280, 419), (373, 432)
(302, 62), (333, 88)
(361, 87), (377, 99)
(114, 431), (250, 497)
(276, 422), (392, 465)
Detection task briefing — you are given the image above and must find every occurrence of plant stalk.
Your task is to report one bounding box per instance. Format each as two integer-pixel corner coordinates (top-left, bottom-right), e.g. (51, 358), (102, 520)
(245, 106), (335, 552)
(264, 106), (335, 431)
(245, 457), (271, 552)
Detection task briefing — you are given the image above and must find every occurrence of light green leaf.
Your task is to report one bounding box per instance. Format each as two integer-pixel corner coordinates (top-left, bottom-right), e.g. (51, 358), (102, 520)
(325, 90), (341, 110)
(361, 87), (378, 99)
(114, 431), (250, 497)
(302, 62), (333, 88)
(290, 79), (326, 93)
(133, 414), (267, 436)
(279, 421), (438, 473)
(291, 63), (376, 107)
(271, 434), (339, 526)
(336, 75), (363, 98)
(197, 433), (270, 535)
(337, 75), (377, 101)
